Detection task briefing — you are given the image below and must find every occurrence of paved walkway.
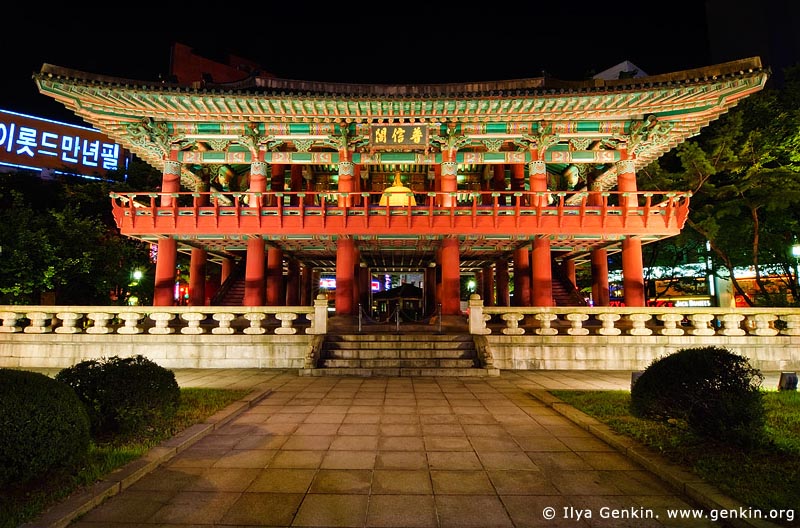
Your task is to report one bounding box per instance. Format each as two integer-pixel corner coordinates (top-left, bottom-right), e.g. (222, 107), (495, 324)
(25, 369), (756, 527)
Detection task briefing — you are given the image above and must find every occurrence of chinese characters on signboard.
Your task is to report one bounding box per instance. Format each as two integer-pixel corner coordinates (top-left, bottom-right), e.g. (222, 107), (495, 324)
(370, 124), (428, 149)
(0, 109), (127, 178)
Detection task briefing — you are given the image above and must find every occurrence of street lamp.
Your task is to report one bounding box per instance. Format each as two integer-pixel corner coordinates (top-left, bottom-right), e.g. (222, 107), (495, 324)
(791, 238), (800, 288)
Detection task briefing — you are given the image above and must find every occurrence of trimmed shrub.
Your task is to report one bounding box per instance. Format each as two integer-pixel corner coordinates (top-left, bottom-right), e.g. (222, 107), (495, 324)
(630, 346), (765, 447)
(55, 355), (180, 437)
(0, 368), (90, 485)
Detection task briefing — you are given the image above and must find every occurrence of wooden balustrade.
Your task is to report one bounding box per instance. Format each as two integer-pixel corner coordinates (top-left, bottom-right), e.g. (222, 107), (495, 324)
(109, 190), (691, 236)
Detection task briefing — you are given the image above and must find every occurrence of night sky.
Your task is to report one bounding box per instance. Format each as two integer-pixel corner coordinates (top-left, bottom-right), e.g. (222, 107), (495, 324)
(4, 2), (712, 127)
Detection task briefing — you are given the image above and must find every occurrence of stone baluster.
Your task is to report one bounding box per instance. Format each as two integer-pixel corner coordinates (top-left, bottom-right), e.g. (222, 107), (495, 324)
(749, 313), (778, 336)
(657, 313), (685, 335)
(719, 313), (746, 336)
(596, 313), (621, 335)
(468, 294), (491, 334)
(243, 312), (266, 334)
(565, 313), (589, 335)
(687, 313), (716, 336)
(212, 312), (237, 334)
(501, 312), (525, 335)
(55, 312), (82, 334)
(23, 312), (53, 333)
(117, 312), (144, 334)
(180, 312), (206, 335)
(627, 313), (652, 336)
(86, 312), (113, 334)
(306, 294), (329, 335)
(779, 314), (800, 336)
(148, 312), (175, 334)
(274, 312), (298, 334)
(534, 313), (558, 335)
(0, 312), (22, 333)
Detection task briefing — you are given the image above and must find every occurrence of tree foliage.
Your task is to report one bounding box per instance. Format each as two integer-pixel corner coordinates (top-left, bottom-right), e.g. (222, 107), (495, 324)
(641, 65), (800, 306)
(0, 161), (158, 305)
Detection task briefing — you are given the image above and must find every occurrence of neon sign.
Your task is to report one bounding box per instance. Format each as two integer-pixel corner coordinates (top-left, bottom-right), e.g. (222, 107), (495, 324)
(0, 108), (127, 178)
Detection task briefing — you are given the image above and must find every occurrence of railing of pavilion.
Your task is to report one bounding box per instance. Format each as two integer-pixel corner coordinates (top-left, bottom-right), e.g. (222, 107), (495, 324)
(465, 295), (800, 337)
(0, 298), (330, 335)
(3, 302), (800, 338)
(109, 190), (691, 231)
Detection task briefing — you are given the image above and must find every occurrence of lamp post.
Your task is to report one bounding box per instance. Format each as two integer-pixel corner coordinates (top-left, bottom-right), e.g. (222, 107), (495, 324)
(791, 238), (800, 298)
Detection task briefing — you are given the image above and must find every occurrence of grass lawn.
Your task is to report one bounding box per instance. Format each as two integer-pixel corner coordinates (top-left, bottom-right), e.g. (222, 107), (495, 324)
(0, 387), (249, 528)
(550, 389), (800, 525)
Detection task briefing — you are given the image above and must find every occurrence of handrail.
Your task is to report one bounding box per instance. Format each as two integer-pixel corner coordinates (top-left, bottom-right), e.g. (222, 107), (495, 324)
(110, 190), (691, 219)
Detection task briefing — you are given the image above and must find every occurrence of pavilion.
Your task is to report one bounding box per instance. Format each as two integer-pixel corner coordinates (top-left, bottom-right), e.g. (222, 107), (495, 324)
(33, 48), (768, 318)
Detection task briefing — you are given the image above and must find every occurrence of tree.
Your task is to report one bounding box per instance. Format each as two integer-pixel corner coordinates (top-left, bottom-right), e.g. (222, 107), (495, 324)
(0, 169), (155, 305)
(642, 64), (800, 306)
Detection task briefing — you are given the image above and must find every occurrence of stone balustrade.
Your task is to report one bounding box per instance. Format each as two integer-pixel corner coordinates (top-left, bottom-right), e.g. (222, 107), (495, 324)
(467, 294), (800, 337)
(2, 297), (800, 371)
(0, 298), (327, 336)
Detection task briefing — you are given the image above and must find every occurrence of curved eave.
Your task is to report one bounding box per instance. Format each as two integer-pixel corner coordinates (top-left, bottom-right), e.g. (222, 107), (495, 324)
(34, 58), (769, 175)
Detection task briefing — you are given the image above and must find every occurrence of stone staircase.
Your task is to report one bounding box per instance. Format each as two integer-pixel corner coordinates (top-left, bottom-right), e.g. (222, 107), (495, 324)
(302, 332), (498, 377)
(551, 261), (588, 306)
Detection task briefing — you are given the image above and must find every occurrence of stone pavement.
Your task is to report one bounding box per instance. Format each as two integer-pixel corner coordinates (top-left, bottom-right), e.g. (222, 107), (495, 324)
(28, 369), (786, 528)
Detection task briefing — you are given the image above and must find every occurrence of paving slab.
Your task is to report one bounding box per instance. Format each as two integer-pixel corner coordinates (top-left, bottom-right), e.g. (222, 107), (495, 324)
(22, 368), (788, 527)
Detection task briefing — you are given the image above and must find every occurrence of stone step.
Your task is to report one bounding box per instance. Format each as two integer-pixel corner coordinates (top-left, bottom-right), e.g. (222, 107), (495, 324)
(301, 367), (498, 377)
(324, 349), (475, 360)
(322, 358), (477, 369)
(311, 332), (491, 377)
(327, 334), (473, 343)
(323, 341), (475, 351)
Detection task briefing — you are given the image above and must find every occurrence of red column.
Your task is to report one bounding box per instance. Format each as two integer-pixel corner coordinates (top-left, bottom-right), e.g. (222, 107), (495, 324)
(290, 165), (303, 206)
(475, 269), (485, 301)
(266, 248), (283, 306)
(220, 257), (233, 285)
(617, 159), (637, 212)
(480, 165), (492, 205)
(353, 165), (363, 206)
(528, 159), (548, 206)
(513, 248), (531, 306)
(622, 237), (645, 306)
(153, 159), (181, 306)
(244, 161), (268, 306)
(286, 259), (299, 305)
(425, 265), (437, 315)
(300, 264), (312, 306)
(433, 165), (442, 205)
(243, 237), (265, 306)
(270, 164), (285, 206)
(440, 237), (461, 315)
(496, 258), (509, 307)
(439, 150), (458, 207)
(153, 237), (177, 306)
(617, 159), (645, 306)
(160, 159), (181, 206)
(591, 249), (610, 306)
(492, 164), (506, 192)
(510, 163), (525, 205)
(564, 259), (577, 288)
(336, 236), (355, 316)
(483, 265), (495, 306)
(304, 166), (316, 206)
(188, 248), (207, 306)
(338, 160), (354, 207)
(532, 237), (554, 306)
